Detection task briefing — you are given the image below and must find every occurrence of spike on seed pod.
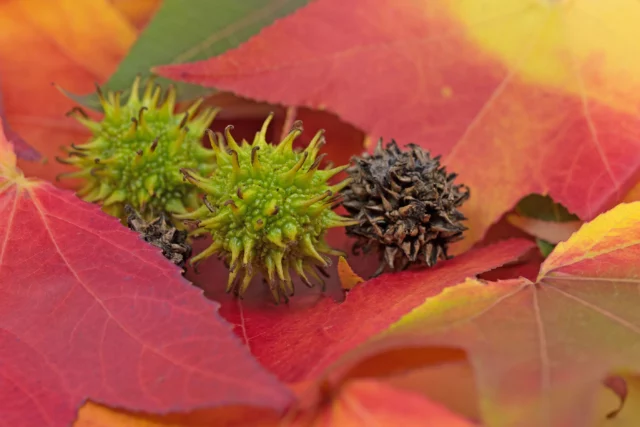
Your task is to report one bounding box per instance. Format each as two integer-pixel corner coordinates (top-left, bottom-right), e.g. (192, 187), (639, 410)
(58, 76), (219, 221)
(176, 114), (357, 303)
(341, 139), (470, 277)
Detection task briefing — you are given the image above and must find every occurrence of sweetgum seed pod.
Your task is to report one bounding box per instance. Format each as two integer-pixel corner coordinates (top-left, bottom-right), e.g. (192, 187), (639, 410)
(341, 139), (470, 277)
(176, 114), (358, 303)
(125, 204), (192, 269)
(58, 76), (218, 221)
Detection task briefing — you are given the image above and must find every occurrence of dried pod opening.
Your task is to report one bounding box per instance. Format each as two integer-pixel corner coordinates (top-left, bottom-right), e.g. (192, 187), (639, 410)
(341, 139), (470, 277)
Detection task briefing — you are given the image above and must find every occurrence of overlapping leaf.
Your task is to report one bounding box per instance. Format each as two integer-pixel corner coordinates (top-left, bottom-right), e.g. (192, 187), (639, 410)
(0, 0), (140, 185)
(211, 239), (534, 382)
(74, 401), (281, 427)
(73, 379), (474, 427)
(156, 0), (640, 253)
(286, 379), (475, 427)
(71, 0), (314, 110)
(0, 78), (39, 161)
(326, 202), (640, 427)
(108, 0), (162, 29)
(0, 125), (291, 427)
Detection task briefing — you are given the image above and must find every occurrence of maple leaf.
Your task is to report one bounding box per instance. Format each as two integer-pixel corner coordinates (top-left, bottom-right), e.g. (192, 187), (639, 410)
(155, 0), (640, 253)
(202, 238), (535, 382)
(0, 78), (39, 162)
(322, 201), (640, 427)
(285, 379), (475, 427)
(0, 124), (291, 426)
(74, 401), (282, 427)
(506, 214), (581, 244)
(108, 0), (162, 29)
(74, 378), (475, 427)
(0, 0), (142, 185)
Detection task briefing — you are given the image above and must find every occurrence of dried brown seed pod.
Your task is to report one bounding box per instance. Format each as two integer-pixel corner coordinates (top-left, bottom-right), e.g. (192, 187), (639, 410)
(125, 205), (192, 269)
(341, 139), (470, 277)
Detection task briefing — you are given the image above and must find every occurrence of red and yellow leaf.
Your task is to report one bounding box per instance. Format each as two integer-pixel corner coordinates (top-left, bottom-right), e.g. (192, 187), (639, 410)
(207, 238), (534, 382)
(0, 0), (139, 185)
(109, 0), (162, 29)
(74, 379), (474, 427)
(156, 0), (640, 253)
(74, 401), (281, 427)
(0, 124), (291, 426)
(288, 379), (475, 427)
(0, 78), (40, 161)
(325, 201), (640, 427)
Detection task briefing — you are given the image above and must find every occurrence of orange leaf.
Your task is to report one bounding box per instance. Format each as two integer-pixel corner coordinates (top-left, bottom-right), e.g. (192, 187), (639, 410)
(603, 376), (640, 427)
(156, 0), (640, 253)
(326, 202), (640, 426)
(383, 358), (481, 423)
(109, 0), (162, 29)
(622, 181), (640, 204)
(337, 256), (364, 290)
(289, 379), (475, 427)
(74, 401), (281, 427)
(0, 0), (137, 185)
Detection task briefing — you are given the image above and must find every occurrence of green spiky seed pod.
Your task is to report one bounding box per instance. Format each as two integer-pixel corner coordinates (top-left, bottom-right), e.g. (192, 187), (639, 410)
(58, 77), (218, 221)
(177, 114), (357, 303)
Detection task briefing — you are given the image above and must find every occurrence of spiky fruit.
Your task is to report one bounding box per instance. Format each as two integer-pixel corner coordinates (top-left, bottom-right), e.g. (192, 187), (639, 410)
(58, 77), (218, 221)
(341, 140), (470, 277)
(177, 114), (357, 302)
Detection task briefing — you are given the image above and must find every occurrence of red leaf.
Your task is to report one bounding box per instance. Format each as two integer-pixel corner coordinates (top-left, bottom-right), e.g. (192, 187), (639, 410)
(155, 0), (640, 253)
(214, 238), (534, 382)
(322, 202), (640, 426)
(0, 124), (291, 427)
(0, 0), (138, 186)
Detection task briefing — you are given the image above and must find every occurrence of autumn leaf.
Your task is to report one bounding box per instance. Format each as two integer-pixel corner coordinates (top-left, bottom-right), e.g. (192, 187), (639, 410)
(337, 256), (364, 290)
(515, 195), (579, 224)
(74, 379), (474, 427)
(506, 214), (581, 244)
(0, 78), (39, 161)
(155, 0), (640, 253)
(0, 124), (291, 426)
(286, 379), (475, 427)
(205, 238), (535, 383)
(109, 0), (162, 29)
(603, 376), (640, 427)
(74, 401), (281, 427)
(70, 0), (315, 111)
(0, 0), (140, 185)
(324, 202), (640, 427)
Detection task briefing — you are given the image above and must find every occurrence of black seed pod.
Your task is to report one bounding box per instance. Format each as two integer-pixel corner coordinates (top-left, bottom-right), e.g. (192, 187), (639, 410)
(341, 140), (470, 277)
(125, 205), (192, 269)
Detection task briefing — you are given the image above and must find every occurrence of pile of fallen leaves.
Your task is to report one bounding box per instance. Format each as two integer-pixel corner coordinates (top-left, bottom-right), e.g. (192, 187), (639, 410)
(2, 1), (640, 426)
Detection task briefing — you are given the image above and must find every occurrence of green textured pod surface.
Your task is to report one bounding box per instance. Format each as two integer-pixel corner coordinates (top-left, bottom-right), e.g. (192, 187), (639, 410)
(58, 77), (218, 221)
(178, 115), (357, 302)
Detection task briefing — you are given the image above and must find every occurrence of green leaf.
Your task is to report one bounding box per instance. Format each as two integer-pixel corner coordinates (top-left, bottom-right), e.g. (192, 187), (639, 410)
(64, 0), (313, 111)
(535, 238), (555, 258)
(515, 194), (579, 222)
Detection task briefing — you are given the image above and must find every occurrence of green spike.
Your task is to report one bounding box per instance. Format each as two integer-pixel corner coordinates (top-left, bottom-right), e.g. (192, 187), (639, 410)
(267, 228), (285, 248)
(128, 75), (141, 105)
(103, 190), (127, 206)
